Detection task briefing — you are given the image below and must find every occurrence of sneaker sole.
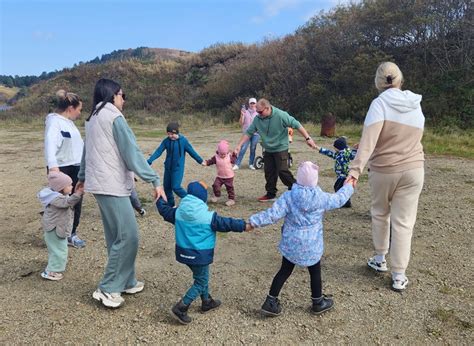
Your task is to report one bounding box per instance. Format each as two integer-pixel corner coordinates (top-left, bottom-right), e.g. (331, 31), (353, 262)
(367, 262), (388, 272)
(258, 199), (275, 203)
(123, 285), (144, 294)
(260, 308), (281, 317)
(311, 304), (334, 315)
(392, 279), (409, 292)
(92, 291), (124, 308)
(170, 308), (191, 325)
(40, 272), (63, 281)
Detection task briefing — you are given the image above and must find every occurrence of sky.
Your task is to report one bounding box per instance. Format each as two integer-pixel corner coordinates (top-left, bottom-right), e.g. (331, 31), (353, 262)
(0, 0), (351, 76)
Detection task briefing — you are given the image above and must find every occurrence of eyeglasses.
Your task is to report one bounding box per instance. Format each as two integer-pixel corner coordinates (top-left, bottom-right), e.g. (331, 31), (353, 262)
(257, 107), (266, 115)
(117, 92), (126, 101)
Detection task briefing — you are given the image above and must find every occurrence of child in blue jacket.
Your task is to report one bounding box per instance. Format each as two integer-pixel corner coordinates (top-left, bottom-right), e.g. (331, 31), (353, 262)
(157, 181), (250, 324)
(148, 122), (203, 207)
(249, 161), (354, 317)
(316, 136), (357, 207)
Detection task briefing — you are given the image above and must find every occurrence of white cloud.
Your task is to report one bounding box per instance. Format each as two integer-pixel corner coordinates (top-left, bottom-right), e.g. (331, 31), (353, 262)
(252, 0), (304, 24)
(32, 31), (54, 41)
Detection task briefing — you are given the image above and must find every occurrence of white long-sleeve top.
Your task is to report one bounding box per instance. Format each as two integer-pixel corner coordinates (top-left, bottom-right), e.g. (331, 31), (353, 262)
(44, 113), (84, 168)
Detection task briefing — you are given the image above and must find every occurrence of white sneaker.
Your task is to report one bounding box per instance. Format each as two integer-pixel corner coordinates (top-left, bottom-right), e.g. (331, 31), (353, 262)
(249, 165), (256, 170)
(92, 289), (125, 308)
(392, 277), (409, 291)
(225, 199), (235, 206)
(210, 196), (218, 203)
(232, 165), (239, 171)
(367, 257), (388, 272)
(124, 281), (144, 294)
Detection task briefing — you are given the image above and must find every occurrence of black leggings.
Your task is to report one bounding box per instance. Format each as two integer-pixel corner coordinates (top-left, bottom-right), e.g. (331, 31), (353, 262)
(269, 256), (322, 299)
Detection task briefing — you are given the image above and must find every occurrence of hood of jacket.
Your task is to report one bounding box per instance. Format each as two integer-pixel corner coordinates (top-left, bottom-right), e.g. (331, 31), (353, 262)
(289, 184), (324, 212)
(37, 187), (61, 207)
(379, 88), (422, 113)
(178, 194), (213, 222)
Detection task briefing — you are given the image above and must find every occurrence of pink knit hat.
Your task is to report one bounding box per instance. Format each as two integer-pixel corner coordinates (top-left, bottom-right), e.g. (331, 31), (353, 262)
(217, 140), (229, 155)
(48, 171), (72, 192)
(296, 161), (319, 187)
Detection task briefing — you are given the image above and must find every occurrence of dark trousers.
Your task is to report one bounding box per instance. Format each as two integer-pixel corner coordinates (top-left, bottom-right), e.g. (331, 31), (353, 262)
(263, 150), (295, 198)
(334, 177), (351, 207)
(58, 165), (82, 236)
(269, 256), (322, 299)
(212, 177), (235, 200)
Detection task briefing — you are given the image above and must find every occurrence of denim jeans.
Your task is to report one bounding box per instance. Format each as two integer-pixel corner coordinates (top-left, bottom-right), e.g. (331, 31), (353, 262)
(183, 264), (210, 305)
(236, 133), (260, 167)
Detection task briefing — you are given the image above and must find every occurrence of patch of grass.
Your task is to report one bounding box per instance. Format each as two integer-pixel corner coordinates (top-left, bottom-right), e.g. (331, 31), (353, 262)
(0, 85), (19, 99)
(418, 268), (436, 277)
(439, 284), (456, 295)
(422, 128), (474, 159)
(436, 167), (456, 172)
(432, 308), (473, 330)
(139, 196), (152, 205)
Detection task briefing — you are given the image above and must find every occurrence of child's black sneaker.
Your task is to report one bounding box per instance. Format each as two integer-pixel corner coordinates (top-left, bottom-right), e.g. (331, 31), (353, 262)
(311, 295), (334, 315)
(201, 295), (221, 313)
(171, 300), (192, 325)
(261, 295), (282, 317)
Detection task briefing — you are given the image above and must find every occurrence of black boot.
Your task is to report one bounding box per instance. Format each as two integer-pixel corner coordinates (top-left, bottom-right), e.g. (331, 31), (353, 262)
(171, 300), (192, 324)
(201, 295), (221, 313)
(261, 295), (282, 317)
(311, 295), (334, 315)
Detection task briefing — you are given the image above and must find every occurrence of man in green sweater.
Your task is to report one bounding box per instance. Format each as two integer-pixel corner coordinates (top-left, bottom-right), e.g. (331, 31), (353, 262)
(235, 98), (317, 202)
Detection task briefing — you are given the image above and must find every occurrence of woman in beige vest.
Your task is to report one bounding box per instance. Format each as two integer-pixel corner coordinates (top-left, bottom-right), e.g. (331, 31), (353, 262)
(77, 79), (166, 308)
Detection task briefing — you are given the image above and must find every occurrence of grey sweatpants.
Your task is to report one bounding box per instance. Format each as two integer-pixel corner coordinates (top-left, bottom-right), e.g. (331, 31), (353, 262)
(94, 194), (139, 293)
(368, 167), (424, 274)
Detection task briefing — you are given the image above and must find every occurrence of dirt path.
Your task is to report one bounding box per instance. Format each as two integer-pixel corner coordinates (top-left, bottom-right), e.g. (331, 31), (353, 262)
(0, 126), (472, 344)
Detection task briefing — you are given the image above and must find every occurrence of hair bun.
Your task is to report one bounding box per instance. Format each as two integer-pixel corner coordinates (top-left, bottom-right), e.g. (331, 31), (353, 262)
(386, 75), (393, 84)
(55, 89), (67, 99)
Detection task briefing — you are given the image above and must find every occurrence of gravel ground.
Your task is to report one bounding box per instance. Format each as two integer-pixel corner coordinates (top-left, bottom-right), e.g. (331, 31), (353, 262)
(0, 125), (472, 344)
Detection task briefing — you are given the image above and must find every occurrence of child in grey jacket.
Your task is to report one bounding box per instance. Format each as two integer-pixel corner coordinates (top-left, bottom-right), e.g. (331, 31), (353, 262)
(37, 171), (84, 280)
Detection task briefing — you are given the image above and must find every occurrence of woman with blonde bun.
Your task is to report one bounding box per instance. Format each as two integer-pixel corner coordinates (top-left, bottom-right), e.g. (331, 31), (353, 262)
(44, 90), (86, 248)
(346, 62), (425, 292)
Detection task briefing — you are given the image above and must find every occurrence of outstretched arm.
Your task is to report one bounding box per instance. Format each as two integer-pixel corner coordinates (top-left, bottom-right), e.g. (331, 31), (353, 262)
(156, 197), (176, 224)
(249, 194), (289, 228)
(319, 147), (336, 159)
(321, 184), (354, 211)
(147, 140), (166, 165)
(210, 213), (246, 233)
(184, 139), (203, 164)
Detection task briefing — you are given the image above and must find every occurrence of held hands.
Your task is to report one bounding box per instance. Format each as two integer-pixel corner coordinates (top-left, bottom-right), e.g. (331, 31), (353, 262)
(234, 146), (241, 156)
(75, 182), (85, 195)
(306, 138), (317, 149)
(245, 222), (254, 232)
(154, 186), (167, 202)
(315, 145), (321, 151)
(201, 161), (207, 166)
(344, 175), (358, 188)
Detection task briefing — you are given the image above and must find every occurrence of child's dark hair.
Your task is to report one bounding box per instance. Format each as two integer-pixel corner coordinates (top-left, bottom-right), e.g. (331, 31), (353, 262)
(87, 78), (122, 121)
(53, 90), (82, 112)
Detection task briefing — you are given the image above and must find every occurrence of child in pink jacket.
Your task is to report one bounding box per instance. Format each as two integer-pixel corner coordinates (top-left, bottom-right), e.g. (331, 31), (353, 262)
(202, 140), (237, 206)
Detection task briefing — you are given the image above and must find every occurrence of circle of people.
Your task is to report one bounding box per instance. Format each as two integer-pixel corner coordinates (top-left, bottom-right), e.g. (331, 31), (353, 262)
(38, 62), (425, 324)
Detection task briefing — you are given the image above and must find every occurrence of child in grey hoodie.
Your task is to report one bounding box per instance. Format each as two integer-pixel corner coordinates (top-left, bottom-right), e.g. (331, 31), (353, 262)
(37, 172), (84, 280)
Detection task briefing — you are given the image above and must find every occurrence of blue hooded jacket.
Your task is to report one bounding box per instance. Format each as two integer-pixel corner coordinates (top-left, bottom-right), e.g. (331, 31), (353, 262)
(157, 182), (246, 265)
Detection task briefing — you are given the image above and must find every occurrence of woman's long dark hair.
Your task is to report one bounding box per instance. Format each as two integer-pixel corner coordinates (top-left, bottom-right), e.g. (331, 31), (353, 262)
(87, 78), (121, 121)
